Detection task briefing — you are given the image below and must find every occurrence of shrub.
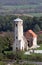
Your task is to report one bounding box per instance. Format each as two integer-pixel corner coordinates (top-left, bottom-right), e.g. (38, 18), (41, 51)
(4, 51), (14, 59)
(0, 61), (6, 65)
(0, 53), (4, 60)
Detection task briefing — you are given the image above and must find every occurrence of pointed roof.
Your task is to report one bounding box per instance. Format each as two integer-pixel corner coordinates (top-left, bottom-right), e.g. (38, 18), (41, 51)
(14, 18), (23, 22)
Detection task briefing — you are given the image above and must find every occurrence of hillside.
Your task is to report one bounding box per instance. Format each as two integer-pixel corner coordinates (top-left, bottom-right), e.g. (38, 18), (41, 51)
(0, 0), (40, 5)
(0, 0), (42, 16)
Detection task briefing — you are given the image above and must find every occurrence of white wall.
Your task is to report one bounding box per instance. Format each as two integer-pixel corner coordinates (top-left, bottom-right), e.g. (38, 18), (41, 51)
(18, 21), (23, 40)
(33, 37), (37, 46)
(13, 20), (25, 51)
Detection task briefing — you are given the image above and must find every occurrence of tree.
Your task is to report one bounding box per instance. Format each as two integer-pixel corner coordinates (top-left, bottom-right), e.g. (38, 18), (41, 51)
(33, 24), (41, 33)
(0, 36), (9, 53)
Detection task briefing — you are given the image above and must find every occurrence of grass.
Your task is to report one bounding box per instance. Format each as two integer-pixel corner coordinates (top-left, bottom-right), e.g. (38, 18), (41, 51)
(23, 43), (42, 61)
(0, 61), (6, 65)
(37, 44), (42, 50)
(13, 63), (37, 65)
(24, 53), (42, 62)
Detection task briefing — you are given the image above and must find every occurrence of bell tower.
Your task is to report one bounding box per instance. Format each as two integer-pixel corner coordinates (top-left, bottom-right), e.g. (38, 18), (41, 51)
(13, 18), (25, 51)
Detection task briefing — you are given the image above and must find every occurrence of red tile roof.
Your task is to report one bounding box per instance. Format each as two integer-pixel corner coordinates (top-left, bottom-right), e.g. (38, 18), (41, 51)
(24, 30), (37, 38)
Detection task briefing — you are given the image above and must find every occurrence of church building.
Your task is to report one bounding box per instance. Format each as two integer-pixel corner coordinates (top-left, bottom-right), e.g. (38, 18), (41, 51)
(13, 18), (38, 51)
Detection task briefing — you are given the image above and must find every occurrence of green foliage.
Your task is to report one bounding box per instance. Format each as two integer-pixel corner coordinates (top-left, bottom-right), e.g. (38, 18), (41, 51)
(0, 53), (4, 60)
(0, 32), (14, 53)
(33, 24), (41, 32)
(16, 51), (25, 60)
(0, 61), (6, 65)
(23, 53), (42, 62)
(38, 34), (42, 39)
(0, 36), (9, 52)
(4, 51), (14, 59)
(0, 15), (17, 31)
(5, 50), (42, 62)
(4, 51), (25, 60)
(0, 15), (42, 32)
(36, 44), (42, 50)
(13, 62), (38, 65)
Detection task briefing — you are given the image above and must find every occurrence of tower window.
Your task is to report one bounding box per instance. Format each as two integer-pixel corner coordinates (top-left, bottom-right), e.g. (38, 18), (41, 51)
(16, 36), (18, 39)
(16, 47), (18, 51)
(16, 24), (17, 27)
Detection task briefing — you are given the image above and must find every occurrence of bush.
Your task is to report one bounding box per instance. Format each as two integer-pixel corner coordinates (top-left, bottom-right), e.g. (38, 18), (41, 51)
(0, 61), (6, 65)
(0, 53), (4, 60)
(4, 51), (15, 59)
(2, 50), (42, 62)
(13, 63), (37, 65)
(4, 51), (25, 60)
